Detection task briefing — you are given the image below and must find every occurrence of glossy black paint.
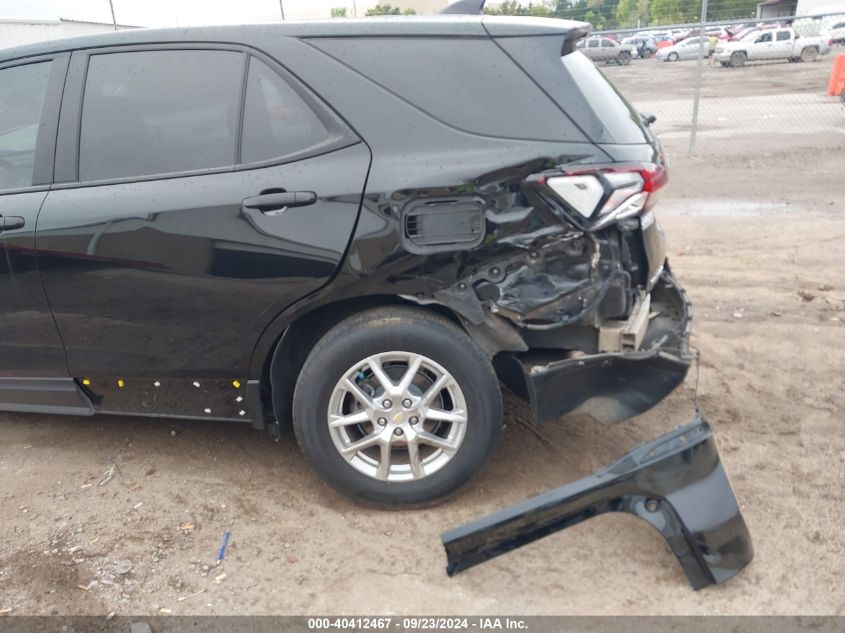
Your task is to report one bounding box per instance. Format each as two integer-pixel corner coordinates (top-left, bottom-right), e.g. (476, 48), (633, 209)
(0, 190), (68, 377)
(1, 17), (674, 424)
(0, 378), (93, 415)
(37, 142), (370, 378)
(441, 418), (754, 589)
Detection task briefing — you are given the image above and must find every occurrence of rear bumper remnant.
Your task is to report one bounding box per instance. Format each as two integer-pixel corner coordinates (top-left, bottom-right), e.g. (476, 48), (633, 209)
(442, 417), (753, 590)
(496, 272), (693, 424)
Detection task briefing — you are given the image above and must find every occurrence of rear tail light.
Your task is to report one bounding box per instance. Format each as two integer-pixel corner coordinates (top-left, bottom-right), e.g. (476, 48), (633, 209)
(543, 162), (667, 229)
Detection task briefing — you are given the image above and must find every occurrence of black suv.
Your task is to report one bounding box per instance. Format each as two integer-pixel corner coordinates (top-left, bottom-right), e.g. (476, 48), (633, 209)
(0, 13), (691, 504)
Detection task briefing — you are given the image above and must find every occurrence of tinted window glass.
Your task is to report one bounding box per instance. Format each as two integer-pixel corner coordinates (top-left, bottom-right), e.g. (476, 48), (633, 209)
(588, 39), (599, 47)
(492, 35), (646, 144)
(601, 39), (614, 47)
(313, 37), (576, 141)
(241, 58), (329, 164)
(0, 62), (50, 190)
(776, 30), (790, 40)
(758, 32), (772, 42)
(79, 50), (243, 181)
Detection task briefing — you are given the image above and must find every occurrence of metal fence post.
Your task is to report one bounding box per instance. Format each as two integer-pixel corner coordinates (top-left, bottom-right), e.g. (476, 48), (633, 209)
(689, 0), (710, 157)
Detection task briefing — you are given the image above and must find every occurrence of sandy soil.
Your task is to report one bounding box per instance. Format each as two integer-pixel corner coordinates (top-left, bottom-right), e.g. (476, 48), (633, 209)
(1, 54), (844, 617)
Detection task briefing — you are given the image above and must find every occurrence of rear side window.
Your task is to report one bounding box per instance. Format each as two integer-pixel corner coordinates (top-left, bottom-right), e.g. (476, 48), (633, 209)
(79, 50), (243, 181)
(0, 62), (51, 190)
(494, 35), (649, 145)
(601, 39), (615, 47)
(311, 37), (581, 142)
(776, 30), (791, 41)
(241, 58), (330, 164)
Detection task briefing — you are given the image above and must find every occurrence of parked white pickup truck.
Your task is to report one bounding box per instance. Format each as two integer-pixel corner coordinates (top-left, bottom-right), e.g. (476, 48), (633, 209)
(714, 27), (831, 67)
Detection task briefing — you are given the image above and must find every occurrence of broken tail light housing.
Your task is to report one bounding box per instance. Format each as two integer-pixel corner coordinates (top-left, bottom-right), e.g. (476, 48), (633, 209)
(541, 162), (668, 230)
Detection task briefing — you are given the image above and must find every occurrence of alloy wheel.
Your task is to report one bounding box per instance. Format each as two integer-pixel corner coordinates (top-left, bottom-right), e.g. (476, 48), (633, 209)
(327, 351), (468, 482)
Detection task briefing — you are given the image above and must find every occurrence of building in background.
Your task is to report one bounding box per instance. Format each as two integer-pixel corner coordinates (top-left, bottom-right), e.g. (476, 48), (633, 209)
(0, 18), (138, 50)
(757, 0), (845, 17)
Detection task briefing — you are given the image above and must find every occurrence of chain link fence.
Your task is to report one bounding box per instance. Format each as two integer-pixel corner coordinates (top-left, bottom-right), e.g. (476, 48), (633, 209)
(593, 12), (845, 158)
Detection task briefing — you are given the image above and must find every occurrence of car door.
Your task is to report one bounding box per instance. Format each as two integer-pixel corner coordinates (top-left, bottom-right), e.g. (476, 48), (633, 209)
(36, 45), (370, 394)
(600, 38), (616, 61)
(586, 38), (600, 60)
(772, 29), (793, 58)
(753, 31), (774, 59)
(680, 38), (701, 59)
(0, 54), (70, 379)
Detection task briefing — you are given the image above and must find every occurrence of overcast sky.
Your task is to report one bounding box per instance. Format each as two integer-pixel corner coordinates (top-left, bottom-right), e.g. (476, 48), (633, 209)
(0, 0), (386, 26)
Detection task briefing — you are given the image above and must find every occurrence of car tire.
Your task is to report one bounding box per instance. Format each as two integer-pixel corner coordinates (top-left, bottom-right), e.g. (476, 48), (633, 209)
(291, 306), (503, 506)
(730, 51), (747, 67)
(668, 52), (679, 61)
(800, 47), (818, 62)
(617, 51), (632, 65)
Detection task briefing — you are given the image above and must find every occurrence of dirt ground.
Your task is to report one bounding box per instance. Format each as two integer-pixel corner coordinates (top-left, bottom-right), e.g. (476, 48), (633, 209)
(1, 54), (845, 617)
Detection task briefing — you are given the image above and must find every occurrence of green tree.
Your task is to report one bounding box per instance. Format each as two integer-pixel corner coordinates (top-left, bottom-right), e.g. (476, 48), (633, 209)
(616, 0), (648, 27)
(648, 0), (683, 25)
(403, 8), (417, 13)
(366, 3), (402, 14)
(330, 7), (348, 17)
(555, 0), (620, 28)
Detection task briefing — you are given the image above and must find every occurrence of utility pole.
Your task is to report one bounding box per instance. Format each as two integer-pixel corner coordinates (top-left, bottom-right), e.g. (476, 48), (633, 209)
(108, 0), (117, 30)
(353, 1), (358, 17)
(279, 0), (286, 20)
(689, 0), (709, 156)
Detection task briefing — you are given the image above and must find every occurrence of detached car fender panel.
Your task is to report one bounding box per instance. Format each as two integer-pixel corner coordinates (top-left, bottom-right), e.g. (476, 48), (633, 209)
(442, 417), (754, 590)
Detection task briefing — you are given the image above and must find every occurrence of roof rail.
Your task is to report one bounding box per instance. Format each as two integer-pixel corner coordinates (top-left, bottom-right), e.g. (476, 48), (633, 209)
(439, 0), (487, 14)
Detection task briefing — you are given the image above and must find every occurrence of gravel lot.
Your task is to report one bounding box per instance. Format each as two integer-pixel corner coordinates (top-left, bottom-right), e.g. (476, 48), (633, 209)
(1, 53), (844, 617)
(605, 52), (845, 155)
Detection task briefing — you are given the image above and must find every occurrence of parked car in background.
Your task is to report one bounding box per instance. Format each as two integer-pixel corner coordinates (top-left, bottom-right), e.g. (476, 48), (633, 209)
(656, 36), (714, 61)
(653, 32), (675, 47)
(714, 27), (831, 66)
(824, 21), (845, 44)
(622, 35), (658, 56)
(578, 36), (636, 64)
(705, 26), (732, 40)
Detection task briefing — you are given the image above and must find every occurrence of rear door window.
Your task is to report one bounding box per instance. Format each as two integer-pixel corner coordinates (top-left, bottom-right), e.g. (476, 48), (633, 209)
(0, 62), (51, 190)
(776, 30), (791, 41)
(78, 49), (243, 181)
(310, 37), (582, 141)
(241, 57), (331, 164)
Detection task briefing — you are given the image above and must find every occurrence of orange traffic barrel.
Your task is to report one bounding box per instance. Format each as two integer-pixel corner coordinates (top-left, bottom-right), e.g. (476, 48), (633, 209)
(828, 53), (845, 96)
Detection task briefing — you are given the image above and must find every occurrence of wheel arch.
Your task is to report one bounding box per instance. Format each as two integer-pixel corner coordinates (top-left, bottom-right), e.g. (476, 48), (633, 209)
(254, 294), (463, 430)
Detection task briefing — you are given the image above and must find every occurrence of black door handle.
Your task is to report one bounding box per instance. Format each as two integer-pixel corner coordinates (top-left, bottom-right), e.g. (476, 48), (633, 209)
(242, 191), (317, 215)
(0, 216), (25, 231)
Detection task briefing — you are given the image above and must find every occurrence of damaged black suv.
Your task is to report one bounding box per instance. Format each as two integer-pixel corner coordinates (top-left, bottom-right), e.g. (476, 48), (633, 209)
(0, 12), (691, 505)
